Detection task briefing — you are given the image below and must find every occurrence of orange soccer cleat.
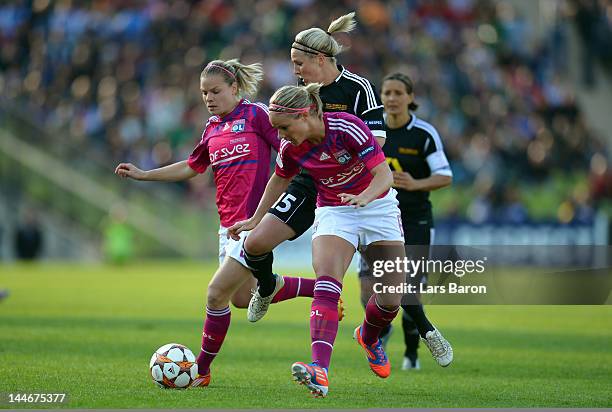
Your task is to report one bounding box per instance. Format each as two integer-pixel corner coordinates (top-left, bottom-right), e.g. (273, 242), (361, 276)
(189, 371), (211, 388)
(353, 325), (391, 378)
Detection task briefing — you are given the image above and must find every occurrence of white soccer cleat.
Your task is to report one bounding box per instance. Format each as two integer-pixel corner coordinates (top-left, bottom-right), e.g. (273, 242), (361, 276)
(422, 329), (453, 367)
(401, 356), (421, 371)
(291, 361), (329, 398)
(247, 274), (285, 322)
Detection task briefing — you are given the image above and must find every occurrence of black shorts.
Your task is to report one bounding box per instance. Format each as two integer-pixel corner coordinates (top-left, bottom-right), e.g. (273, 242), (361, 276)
(267, 174), (317, 241)
(402, 220), (433, 246)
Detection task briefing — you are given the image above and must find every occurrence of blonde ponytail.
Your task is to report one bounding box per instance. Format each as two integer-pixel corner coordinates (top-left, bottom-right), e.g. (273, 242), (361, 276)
(201, 59), (263, 97)
(292, 12), (357, 60)
(327, 12), (357, 35)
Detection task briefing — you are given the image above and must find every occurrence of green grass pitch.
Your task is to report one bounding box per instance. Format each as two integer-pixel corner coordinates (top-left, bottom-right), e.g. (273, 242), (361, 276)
(0, 262), (610, 408)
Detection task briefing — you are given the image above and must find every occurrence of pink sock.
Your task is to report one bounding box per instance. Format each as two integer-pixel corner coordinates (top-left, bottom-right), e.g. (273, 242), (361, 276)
(196, 306), (231, 375)
(310, 276), (342, 369)
(271, 276), (315, 303)
(361, 294), (399, 346)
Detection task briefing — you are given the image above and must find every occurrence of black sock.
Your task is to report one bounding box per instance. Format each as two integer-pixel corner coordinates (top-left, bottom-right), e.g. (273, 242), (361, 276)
(402, 311), (420, 358)
(401, 303), (434, 338)
(243, 248), (276, 297)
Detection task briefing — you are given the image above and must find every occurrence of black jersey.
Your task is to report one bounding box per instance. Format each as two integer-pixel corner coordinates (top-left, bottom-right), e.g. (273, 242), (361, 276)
(292, 65), (386, 195)
(319, 65), (386, 139)
(384, 114), (452, 222)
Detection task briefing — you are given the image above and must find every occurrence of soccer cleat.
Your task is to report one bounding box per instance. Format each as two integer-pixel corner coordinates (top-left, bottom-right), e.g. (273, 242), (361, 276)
(337, 297), (345, 321)
(353, 325), (391, 378)
(422, 329), (453, 367)
(291, 361), (329, 397)
(401, 354), (421, 370)
(189, 371), (211, 387)
(247, 274), (285, 322)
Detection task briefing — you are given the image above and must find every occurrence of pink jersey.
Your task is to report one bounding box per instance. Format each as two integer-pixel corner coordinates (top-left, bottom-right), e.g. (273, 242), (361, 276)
(275, 112), (387, 207)
(188, 100), (280, 227)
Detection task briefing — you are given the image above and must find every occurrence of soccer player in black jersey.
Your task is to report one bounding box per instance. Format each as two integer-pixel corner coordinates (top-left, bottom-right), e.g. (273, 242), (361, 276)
(360, 72), (454, 369)
(230, 12), (386, 319)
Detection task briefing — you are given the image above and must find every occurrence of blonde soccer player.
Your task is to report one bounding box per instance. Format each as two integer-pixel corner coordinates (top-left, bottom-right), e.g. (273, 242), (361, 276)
(230, 83), (405, 397)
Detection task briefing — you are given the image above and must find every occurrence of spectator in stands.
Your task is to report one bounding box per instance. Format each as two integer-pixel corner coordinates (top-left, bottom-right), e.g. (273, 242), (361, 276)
(14, 208), (43, 260)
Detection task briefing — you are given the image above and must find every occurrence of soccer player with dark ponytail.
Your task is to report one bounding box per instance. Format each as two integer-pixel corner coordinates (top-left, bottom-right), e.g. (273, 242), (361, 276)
(363, 72), (454, 370)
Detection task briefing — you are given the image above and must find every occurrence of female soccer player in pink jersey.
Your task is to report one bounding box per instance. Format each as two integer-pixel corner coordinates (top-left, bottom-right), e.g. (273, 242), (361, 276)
(238, 12), (387, 324)
(230, 84), (406, 397)
(115, 59), (317, 388)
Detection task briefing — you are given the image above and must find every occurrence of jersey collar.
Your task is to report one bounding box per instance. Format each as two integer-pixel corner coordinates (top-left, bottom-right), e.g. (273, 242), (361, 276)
(333, 65), (344, 83)
(212, 98), (245, 123)
(405, 113), (417, 130)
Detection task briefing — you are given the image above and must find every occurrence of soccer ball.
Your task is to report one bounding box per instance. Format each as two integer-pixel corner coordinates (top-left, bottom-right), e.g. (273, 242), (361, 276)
(149, 343), (198, 388)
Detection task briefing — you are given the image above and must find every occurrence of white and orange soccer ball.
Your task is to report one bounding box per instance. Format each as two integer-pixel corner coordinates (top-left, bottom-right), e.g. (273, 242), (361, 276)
(149, 343), (198, 388)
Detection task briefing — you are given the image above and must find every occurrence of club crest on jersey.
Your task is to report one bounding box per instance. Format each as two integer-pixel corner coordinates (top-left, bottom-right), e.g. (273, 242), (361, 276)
(231, 119), (245, 133)
(333, 149), (352, 165)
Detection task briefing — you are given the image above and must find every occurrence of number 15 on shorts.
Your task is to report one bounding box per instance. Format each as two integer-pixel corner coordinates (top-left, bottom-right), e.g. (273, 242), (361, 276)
(274, 193), (298, 213)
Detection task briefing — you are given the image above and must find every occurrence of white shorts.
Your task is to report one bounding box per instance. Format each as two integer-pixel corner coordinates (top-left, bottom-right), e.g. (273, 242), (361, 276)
(312, 189), (404, 249)
(218, 226), (249, 267)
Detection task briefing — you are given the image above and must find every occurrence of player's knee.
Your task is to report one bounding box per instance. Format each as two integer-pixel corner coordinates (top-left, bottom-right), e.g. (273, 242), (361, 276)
(244, 232), (271, 256)
(206, 284), (230, 308)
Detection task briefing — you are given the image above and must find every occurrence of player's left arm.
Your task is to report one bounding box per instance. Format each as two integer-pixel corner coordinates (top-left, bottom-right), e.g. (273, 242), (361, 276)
(393, 172), (451, 192)
(393, 130), (453, 191)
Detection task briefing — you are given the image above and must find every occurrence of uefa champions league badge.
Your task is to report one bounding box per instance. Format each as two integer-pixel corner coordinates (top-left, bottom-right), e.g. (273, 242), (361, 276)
(231, 119), (245, 132)
(333, 149), (352, 164)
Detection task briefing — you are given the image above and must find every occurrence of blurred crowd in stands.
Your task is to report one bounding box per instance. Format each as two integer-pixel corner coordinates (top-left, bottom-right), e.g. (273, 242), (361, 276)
(0, 0), (610, 223)
(574, 0), (612, 87)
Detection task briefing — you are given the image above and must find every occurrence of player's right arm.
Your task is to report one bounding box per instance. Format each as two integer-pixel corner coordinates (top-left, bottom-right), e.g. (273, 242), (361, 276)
(117, 124), (212, 182)
(115, 160), (197, 182)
